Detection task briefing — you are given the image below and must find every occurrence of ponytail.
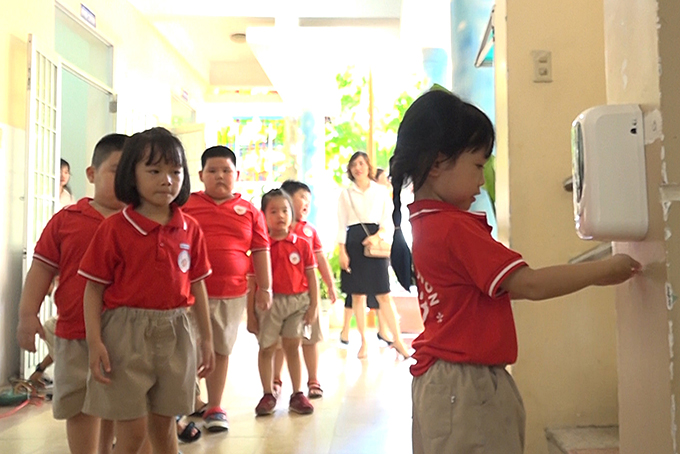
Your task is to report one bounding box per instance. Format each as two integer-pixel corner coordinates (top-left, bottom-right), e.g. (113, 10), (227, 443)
(389, 163), (415, 291)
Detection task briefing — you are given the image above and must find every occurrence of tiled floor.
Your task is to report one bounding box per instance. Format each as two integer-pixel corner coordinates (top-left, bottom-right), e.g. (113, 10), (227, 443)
(0, 325), (416, 454)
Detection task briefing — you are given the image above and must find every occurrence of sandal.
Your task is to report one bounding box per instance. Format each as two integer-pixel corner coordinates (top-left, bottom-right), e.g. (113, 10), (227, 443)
(189, 402), (208, 417)
(177, 420), (201, 443)
(273, 379), (283, 399)
(307, 380), (323, 399)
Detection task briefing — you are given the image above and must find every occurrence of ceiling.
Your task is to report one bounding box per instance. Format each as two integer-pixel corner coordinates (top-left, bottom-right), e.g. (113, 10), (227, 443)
(126, 0), (404, 95)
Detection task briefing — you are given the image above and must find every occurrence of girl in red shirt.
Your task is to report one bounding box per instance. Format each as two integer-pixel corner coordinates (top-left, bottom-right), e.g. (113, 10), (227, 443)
(389, 88), (641, 454)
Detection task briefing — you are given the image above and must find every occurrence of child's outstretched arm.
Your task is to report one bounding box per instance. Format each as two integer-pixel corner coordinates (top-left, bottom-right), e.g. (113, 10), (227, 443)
(251, 250), (272, 311)
(83, 281), (111, 384)
(304, 268), (319, 325)
(315, 251), (337, 303)
(17, 261), (57, 352)
(190, 280), (215, 379)
(501, 253), (641, 301)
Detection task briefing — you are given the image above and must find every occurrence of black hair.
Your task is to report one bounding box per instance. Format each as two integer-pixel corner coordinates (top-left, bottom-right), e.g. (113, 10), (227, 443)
(60, 158), (70, 171)
(91, 133), (128, 168)
(280, 179), (311, 197)
(115, 127), (191, 207)
(346, 151), (374, 182)
(201, 145), (236, 169)
(374, 167), (385, 182)
(388, 88), (495, 289)
(261, 188), (294, 214)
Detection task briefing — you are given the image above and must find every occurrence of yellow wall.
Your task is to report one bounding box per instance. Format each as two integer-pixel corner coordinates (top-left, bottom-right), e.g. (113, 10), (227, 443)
(495, 2), (618, 453)
(603, 0), (680, 452)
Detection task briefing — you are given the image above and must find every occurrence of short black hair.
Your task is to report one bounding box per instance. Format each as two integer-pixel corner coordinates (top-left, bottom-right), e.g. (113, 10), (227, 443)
(115, 127), (191, 207)
(261, 188), (293, 213)
(347, 151), (374, 182)
(201, 145), (236, 169)
(60, 158), (70, 170)
(280, 179), (311, 197)
(92, 133), (128, 168)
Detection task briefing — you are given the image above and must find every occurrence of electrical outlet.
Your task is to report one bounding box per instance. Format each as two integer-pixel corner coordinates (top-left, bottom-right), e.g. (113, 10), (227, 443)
(532, 50), (552, 83)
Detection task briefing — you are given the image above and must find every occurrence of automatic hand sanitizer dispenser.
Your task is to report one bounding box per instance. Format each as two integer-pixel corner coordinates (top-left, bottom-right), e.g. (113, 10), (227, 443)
(571, 104), (648, 241)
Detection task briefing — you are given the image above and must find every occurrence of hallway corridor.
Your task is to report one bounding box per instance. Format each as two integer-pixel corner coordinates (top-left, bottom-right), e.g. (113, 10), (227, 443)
(0, 325), (415, 454)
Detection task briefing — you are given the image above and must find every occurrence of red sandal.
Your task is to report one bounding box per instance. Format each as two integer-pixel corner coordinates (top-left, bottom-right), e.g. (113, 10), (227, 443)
(307, 380), (323, 399)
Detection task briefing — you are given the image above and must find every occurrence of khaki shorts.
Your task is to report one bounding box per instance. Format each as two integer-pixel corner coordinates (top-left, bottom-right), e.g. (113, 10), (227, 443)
(256, 293), (309, 349)
(43, 316), (57, 357)
(411, 360), (526, 454)
(83, 307), (196, 421)
(52, 336), (89, 420)
(209, 296), (247, 356)
(301, 309), (323, 345)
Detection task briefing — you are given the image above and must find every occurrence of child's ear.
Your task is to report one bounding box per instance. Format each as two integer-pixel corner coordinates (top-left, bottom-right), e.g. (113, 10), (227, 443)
(236, 170), (240, 181)
(198, 170), (204, 183)
(86, 166), (95, 183)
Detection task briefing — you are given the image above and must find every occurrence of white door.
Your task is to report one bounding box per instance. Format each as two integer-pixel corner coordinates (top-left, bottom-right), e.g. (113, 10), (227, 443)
(21, 34), (61, 380)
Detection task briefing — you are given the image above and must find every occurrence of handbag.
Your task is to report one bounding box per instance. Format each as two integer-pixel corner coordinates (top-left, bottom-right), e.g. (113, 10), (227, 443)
(346, 189), (392, 259)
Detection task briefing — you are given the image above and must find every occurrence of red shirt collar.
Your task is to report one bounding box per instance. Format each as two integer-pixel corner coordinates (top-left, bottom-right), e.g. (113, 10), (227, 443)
(270, 232), (298, 246)
(409, 199), (491, 232)
(64, 197), (106, 221)
(122, 204), (187, 235)
(193, 191), (242, 206)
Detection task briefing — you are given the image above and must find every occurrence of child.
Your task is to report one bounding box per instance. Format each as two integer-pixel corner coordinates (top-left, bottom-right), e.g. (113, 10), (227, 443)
(182, 145), (272, 432)
(247, 189), (319, 416)
(271, 180), (337, 399)
(78, 127), (215, 454)
(16, 133), (128, 454)
(388, 88), (641, 454)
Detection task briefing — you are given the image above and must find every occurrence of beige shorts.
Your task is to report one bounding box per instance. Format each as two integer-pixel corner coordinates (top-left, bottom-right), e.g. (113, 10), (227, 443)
(209, 296), (247, 356)
(83, 307), (196, 421)
(301, 309), (323, 345)
(411, 360), (526, 454)
(43, 316), (57, 357)
(256, 293), (309, 349)
(52, 336), (89, 420)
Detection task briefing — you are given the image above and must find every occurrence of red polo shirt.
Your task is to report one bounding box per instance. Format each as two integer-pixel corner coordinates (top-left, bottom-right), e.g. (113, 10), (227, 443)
(292, 221), (323, 253)
(408, 199), (527, 376)
(254, 233), (316, 295)
(33, 198), (104, 339)
(78, 205), (212, 310)
(183, 192), (269, 298)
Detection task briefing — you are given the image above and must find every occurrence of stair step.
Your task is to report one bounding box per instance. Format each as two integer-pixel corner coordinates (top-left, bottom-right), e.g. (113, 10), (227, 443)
(546, 425), (619, 454)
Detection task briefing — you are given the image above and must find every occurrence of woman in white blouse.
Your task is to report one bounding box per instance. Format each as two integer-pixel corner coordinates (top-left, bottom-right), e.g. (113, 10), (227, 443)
(337, 151), (409, 359)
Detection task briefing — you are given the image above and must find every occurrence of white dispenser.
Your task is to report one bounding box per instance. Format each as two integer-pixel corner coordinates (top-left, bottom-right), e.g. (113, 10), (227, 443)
(571, 104), (648, 241)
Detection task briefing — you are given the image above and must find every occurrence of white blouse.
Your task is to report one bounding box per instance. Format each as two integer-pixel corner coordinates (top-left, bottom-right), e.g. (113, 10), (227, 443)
(336, 181), (394, 244)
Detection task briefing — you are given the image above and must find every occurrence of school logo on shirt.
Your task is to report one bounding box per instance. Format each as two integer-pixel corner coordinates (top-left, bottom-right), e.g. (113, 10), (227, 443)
(303, 226), (313, 237)
(289, 252), (301, 265)
(234, 205), (247, 215)
(178, 250), (191, 273)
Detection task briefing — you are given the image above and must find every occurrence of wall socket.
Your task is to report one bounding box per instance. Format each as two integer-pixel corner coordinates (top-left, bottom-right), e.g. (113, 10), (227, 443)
(532, 50), (552, 83)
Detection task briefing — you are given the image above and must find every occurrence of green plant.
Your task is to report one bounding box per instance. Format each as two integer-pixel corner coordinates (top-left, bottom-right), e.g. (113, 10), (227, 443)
(319, 246), (342, 300)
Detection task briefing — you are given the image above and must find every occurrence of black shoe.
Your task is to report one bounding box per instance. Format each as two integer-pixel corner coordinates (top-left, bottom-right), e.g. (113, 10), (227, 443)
(377, 332), (394, 346)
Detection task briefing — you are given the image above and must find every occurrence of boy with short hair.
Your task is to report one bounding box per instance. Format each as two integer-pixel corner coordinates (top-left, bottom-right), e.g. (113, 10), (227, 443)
(16, 133), (128, 454)
(274, 180), (337, 398)
(182, 145), (272, 432)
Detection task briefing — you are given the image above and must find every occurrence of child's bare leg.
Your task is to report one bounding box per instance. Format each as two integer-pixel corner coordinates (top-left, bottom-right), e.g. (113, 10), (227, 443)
(273, 345), (285, 388)
(111, 417), (146, 454)
(281, 337), (302, 392)
(302, 343), (319, 384)
(352, 294), (368, 358)
(146, 413), (177, 454)
(205, 353), (228, 408)
(135, 435), (152, 454)
(98, 419), (115, 454)
(66, 412), (100, 454)
(258, 345), (276, 394)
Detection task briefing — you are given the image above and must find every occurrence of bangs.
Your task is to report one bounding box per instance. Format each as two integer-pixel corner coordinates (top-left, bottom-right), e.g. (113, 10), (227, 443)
(144, 135), (184, 167)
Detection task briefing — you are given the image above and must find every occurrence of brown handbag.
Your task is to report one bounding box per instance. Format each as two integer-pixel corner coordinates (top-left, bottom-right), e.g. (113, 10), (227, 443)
(347, 189), (392, 259)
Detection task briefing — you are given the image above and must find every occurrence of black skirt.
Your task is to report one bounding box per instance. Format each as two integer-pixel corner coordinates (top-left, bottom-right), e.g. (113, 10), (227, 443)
(340, 223), (390, 296)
